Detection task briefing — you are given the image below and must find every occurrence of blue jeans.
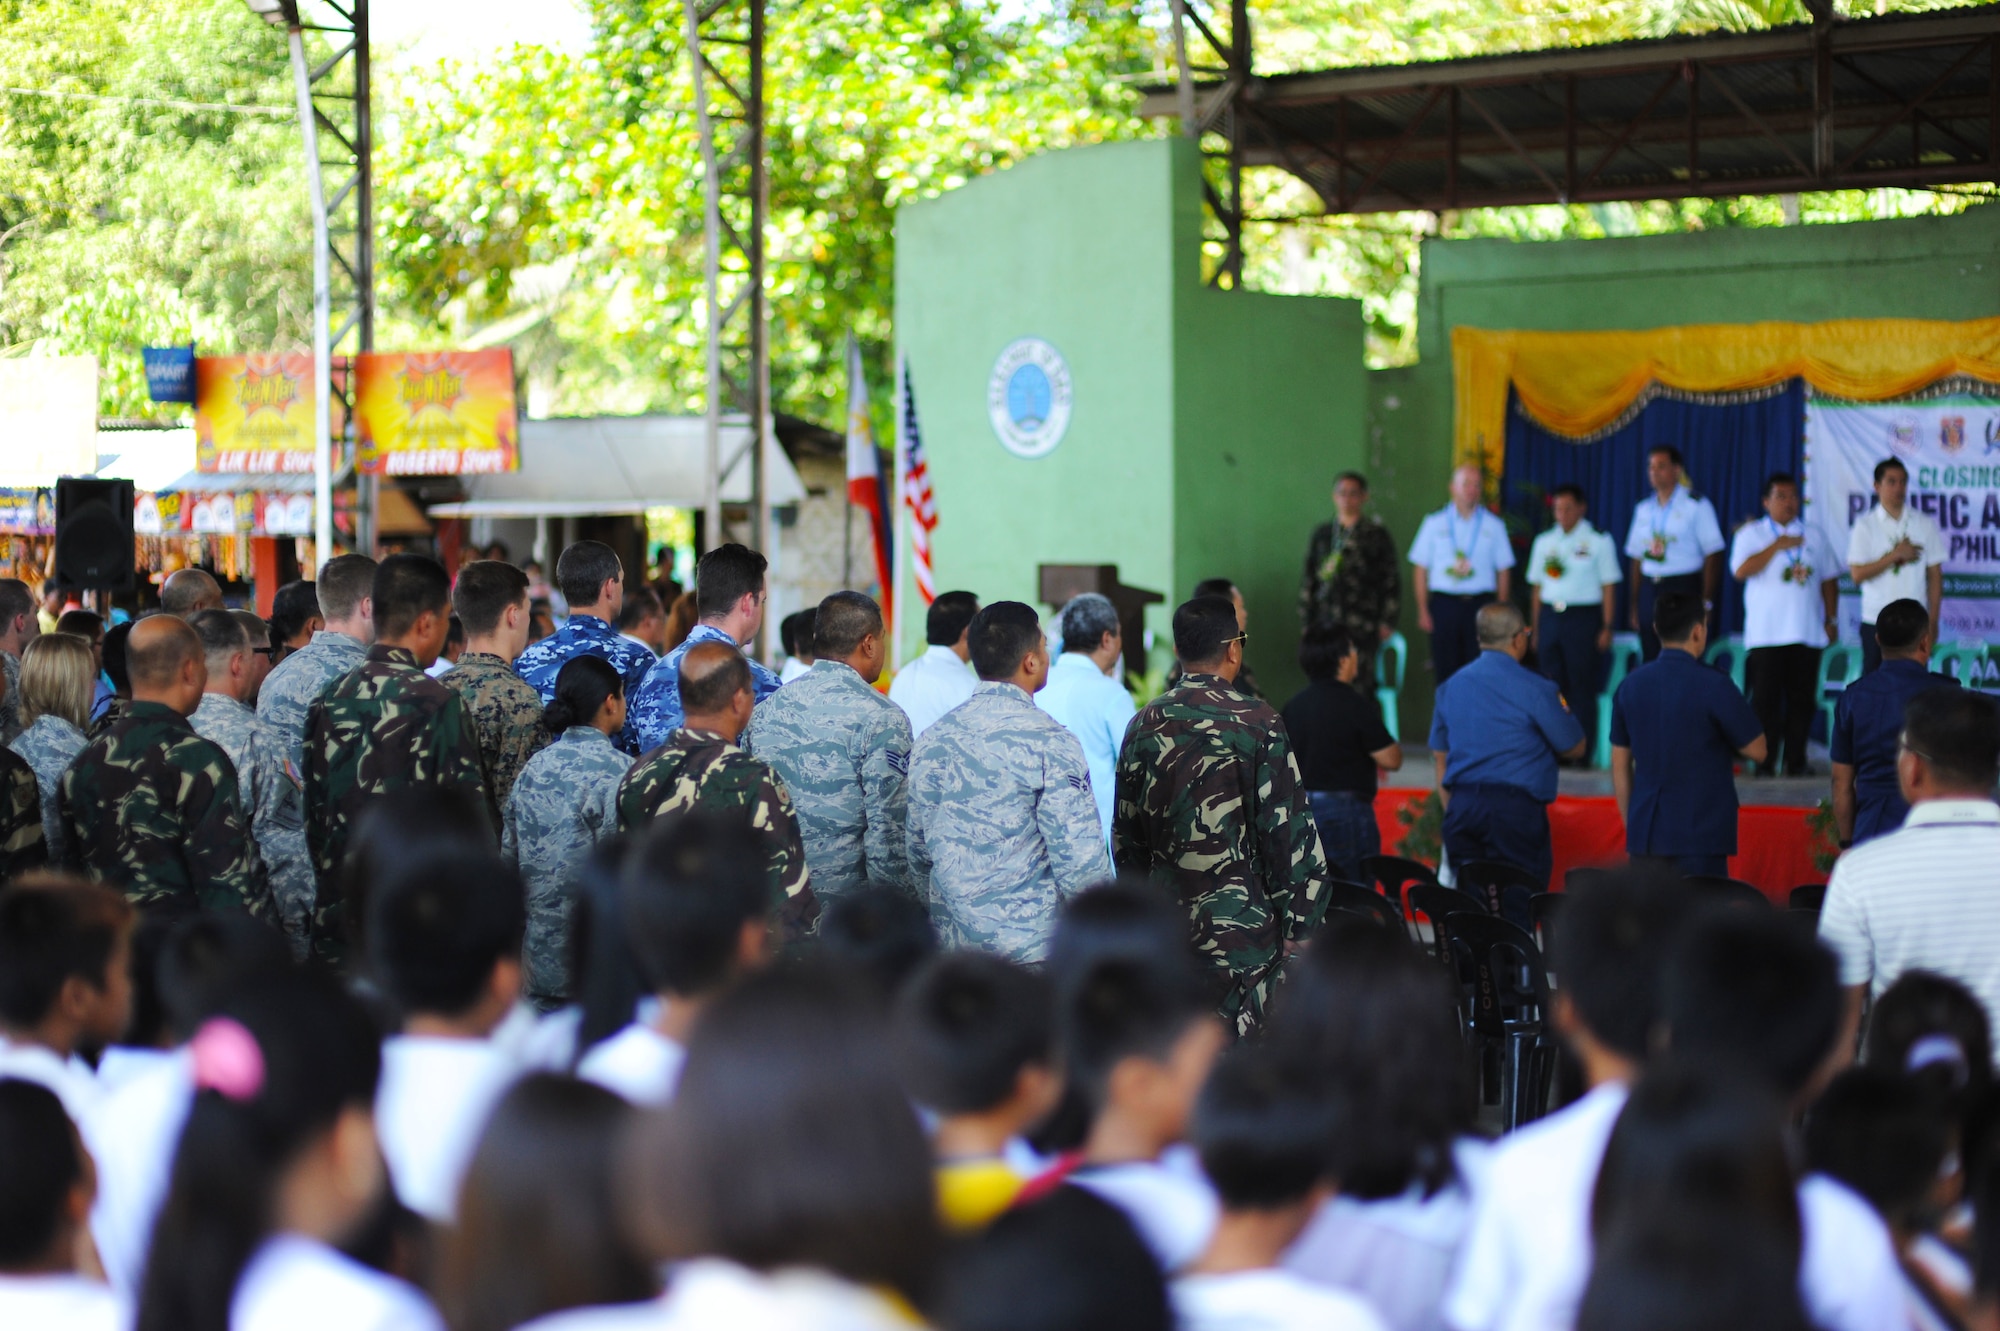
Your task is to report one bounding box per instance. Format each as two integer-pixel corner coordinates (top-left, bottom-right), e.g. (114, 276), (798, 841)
(1308, 790), (1380, 884)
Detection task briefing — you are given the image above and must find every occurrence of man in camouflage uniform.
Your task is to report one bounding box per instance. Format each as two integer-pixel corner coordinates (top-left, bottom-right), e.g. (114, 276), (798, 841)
(443, 560), (550, 832)
(60, 615), (272, 921)
(743, 590), (911, 897)
(907, 602), (1110, 962)
(187, 610), (315, 953)
(629, 542), (782, 752)
(514, 540), (656, 754)
(1114, 594), (1330, 1035)
(0, 578), (41, 746)
(303, 555), (485, 954)
(1299, 470), (1401, 689)
(617, 641), (818, 941)
(258, 554), (376, 768)
(0, 743), (46, 880)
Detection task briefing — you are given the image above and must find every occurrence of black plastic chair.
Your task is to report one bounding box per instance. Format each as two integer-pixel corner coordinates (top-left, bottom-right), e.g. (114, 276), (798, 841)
(1783, 906), (1823, 940)
(1406, 881), (1487, 967)
(1360, 854), (1439, 919)
(1438, 910), (1559, 1131)
(1564, 865), (1615, 894)
(1789, 884), (1827, 912)
(1458, 859), (1545, 931)
(1323, 880), (1406, 936)
(1684, 875), (1772, 910)
(1529, 891), (1565, 963)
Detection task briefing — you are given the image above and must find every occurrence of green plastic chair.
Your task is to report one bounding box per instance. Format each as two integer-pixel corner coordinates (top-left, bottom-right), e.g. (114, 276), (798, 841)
(1931, 640), (1991, 688)
(1815, 642), (1861, 745)
(1375, 631), (1408, 742)
(1705, 633), (1748, 694)
(1594, 633), (1643, 769)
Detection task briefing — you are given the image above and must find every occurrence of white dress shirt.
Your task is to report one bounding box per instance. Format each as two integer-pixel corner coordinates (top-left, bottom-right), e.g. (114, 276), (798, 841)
(375, 1035), (523, 1223)
(1175, 1269), (1390, 1331)
(1526, 521), (1620, 611)
(1731, 517), (1842, 649)
(231, 1233), (444, 1331)
(0, 1274), (127, 1331)
(1072, 1159), (1221, 1273)
(577, 1022), (686, 1108)
(1847, 502), (1947, 624)
(888, 644), (977, 736)
(85, 1049), (194, 1298)
(1036, 651), (1137, 841)
(0, 1037), (99, 1124)
(1624, 487), (1725, 578)
(518, 1258), (916, 1331)
(1408, 506), (1515, 596)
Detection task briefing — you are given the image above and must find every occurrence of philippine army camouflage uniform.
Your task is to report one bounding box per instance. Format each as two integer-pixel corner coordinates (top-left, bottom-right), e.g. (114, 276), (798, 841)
(9, 713), (86, 865)
(513, 615), (657, 755)
(629, 624), (784, 754)
(59, 700), (272, 920)
(906, 681), (1111, 963)
(257, 630), (368, 769)
(1113, 671), (1330, 1035)
(443, 651), (551, 834)
(1300, 515), (1401, 685)
(742, 659), (913, 896)
(303, 646), (486, 952)
(0, 650), (22, 746)
(502, 726), (633, 1007)
(191, 693), (316, 954)
(0, 746), (46, 881)
(615, 727), (819, 941)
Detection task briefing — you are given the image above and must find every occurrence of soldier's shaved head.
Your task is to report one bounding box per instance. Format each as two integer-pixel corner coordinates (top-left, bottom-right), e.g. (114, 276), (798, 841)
(127, 615), (204, 693)
(187, 608), (249, 674)
(812, 592), (882, 660)
(679, 641), (753, 717)
(160, 568), (225, 618)
(1475, 602), (1526, 647)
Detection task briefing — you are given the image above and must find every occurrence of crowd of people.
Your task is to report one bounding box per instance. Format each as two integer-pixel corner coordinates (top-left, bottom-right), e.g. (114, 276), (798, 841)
(0, 459), (1992, 1331)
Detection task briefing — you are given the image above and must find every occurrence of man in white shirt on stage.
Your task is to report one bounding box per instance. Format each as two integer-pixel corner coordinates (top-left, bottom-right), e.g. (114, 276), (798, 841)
(1847, 456), (1946, 674)
(1624, 444), (1725, 662)
(1526, 483), (1620, 750)
(889, 590), (980, 736)
(1731, 472), (1841, 777)
(1409, 463), (1514, 685)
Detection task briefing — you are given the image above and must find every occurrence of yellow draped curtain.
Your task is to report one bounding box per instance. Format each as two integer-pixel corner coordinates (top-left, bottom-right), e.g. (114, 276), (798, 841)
(1453, 316), (2000, 480)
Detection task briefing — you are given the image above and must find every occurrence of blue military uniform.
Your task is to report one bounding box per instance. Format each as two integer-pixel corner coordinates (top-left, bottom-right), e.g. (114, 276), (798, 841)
(629, 624), (784, 754)
(1609, 647), (1763, 876)
(1428, 649), (1583, 893)
(1408, 505), (1514, 684)
(1830, 657), (1959, 846)
(513, 615), (657, 754)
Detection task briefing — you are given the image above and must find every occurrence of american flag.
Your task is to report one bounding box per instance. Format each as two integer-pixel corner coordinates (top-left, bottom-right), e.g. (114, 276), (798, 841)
(899, 358), (937, 607)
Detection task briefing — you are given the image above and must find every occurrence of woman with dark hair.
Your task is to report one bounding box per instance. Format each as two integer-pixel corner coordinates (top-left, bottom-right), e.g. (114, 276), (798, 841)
(1280, 626), (1401, 882)
(1578, 1208), (1813, 1331)
(135, 971), (441, 1331)
(1271, 920), (1480, 1331)
(502, 656), (635, 1011)
(434, 1076), (656, 1331)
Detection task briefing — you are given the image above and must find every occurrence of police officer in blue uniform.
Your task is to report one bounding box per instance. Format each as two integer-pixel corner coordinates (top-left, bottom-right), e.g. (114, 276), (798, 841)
(1609, 590), (1767, 878)
(1428, 602), (1585, 892)
(1623, 445), (1726, 662)
(1831, 597), (1960, 849)
(1410, 463), (1515, 685)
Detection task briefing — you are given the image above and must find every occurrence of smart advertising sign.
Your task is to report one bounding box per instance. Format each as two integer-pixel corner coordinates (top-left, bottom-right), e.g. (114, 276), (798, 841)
(354, 350), (518, 476)
(987, 337), (1072, 459)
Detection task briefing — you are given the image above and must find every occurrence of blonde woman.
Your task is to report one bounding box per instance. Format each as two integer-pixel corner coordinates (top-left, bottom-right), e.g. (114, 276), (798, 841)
(8, 632), (96, 863)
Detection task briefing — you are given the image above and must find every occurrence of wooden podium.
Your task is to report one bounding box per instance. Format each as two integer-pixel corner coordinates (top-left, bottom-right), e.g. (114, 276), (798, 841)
(1037, 564), (1164, 679)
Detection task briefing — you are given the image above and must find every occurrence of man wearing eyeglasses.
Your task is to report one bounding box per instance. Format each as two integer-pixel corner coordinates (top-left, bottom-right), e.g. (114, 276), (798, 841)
(1429, 601), (1586, 892)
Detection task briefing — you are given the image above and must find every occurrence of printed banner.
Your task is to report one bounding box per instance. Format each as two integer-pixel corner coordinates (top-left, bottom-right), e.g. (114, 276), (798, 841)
(1805, 393), (2000, 648)
(0, 490), (54, 535)
(353, 350), (517, 476)
(195, 354), (319, 474)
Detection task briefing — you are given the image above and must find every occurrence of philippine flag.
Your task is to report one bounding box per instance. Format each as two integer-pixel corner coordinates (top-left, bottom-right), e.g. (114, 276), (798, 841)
(846, 334), (893, 622)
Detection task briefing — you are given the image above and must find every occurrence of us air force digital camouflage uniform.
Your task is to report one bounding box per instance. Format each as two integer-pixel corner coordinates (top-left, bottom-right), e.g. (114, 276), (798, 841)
(906, 681), (1111, 962)
(303, 645), (485, 950)
(257, 630), (368, 769)
(742, 659), (912, 896)
(513, 615), (656, 754)
(502, 726), (632, 1007)
(0, 650), (23, 746)
(1113, 671), (1330, 1035)
(59, 700), (272, 920)
(191, 693), (315, 953)
(616, 727), (819, 941)
(9, 713), (86, 865)
(628, 624), (783, 754)
(443, 651), (551, 833)
(0, 746), (46, 880)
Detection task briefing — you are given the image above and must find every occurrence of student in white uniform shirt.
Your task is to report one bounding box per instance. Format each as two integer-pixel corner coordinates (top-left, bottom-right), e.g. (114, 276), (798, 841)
(0, 877), (135, 1126)
(1526, 484), (1621, 745)
(1848, 456), (1948, 674)
(369, 848), (528, 1226)
(1173, 1047), (1389, 1331)
(136, 971), (444, 1331)
(1731, 472), (1842, 776)
(1623, 445), (1726, 661)
(888, 590), (979, 736)
(0, 1080), (128, 1331)
(577, 813), (775, 1107)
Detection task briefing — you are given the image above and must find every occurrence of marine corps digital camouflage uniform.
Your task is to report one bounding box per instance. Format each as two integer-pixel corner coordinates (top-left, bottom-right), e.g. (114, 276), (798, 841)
(502, 725), (632, 1006)
(191, 692), (316, 954)
(9, 713), (86, 865)
(1113, 671), (1330, 1035)
(257, 630), (368, 769)
(302, 645), (485, 953)
(742, 659), (913, 897)
(59, 700), (273, 921)
(615, 727), (819, 942)
(906, 681), (1111, 963)
(0, 746), (46, 881)
(443, 650), (551, 834)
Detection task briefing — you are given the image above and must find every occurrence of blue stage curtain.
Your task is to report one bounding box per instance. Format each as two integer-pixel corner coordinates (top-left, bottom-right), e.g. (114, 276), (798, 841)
(1500, 380), (1806, 637)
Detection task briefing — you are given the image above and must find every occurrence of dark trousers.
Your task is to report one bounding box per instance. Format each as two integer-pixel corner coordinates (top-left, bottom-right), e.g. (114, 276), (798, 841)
(1537, 604), (1603, 744)
(1635, 852), (1729, 878)
(1308, 790), (1381, 884)
(1861, 621), (1881, 675)
(1429, 592), (1483, 684)
(1636, 573), (1703, 662)
(1747, 643), (1821, 776)
(1442, 782), (1552, 893)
